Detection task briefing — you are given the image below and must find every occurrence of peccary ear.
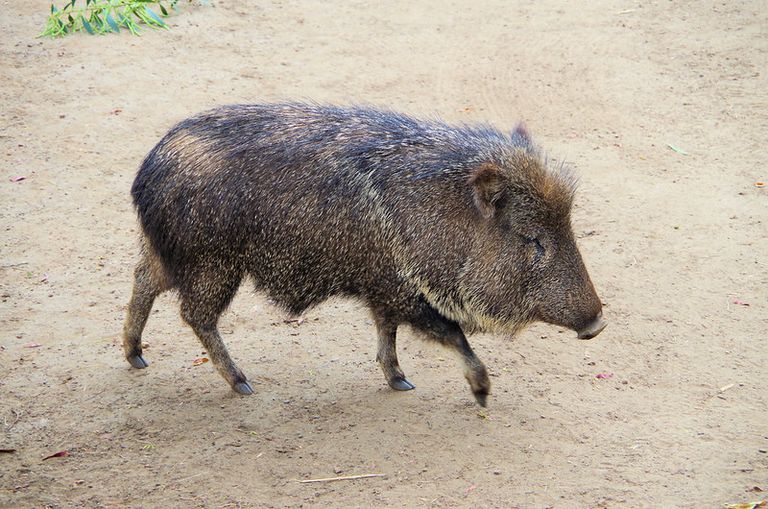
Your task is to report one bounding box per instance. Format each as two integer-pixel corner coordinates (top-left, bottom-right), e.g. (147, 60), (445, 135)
(511, 123), (533, 148)
(468, 163), (507, 219)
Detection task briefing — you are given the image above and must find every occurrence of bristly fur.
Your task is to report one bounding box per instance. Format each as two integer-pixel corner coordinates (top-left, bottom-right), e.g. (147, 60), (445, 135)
(131, 103), (577, 317)
(124, 103), (602, 401)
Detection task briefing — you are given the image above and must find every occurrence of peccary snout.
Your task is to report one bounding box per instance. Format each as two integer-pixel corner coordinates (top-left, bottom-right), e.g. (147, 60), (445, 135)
(577, 312), (607, 339)
(518, 223), (605, 339)
(562, 250), (606, 339)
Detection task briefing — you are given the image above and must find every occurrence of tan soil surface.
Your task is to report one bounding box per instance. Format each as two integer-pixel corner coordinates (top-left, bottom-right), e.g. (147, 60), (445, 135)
(1, 1), (767, 507)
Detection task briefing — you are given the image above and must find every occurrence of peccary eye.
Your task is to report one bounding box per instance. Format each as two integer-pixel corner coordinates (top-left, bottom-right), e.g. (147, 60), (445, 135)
(522, 236), (545, 259)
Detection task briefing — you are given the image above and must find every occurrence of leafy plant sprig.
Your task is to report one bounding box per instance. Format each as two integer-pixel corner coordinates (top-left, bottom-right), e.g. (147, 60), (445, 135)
(40, 0), (184, 37)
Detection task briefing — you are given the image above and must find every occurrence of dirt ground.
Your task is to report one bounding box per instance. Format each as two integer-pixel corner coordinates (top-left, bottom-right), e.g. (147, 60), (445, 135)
(1, 1), (767, 507)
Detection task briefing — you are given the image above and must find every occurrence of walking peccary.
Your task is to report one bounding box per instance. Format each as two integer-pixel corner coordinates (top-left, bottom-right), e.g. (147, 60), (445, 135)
(124, 103), (606, 406)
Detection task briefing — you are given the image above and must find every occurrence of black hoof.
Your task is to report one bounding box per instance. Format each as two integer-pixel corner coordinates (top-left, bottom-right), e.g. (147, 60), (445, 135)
(234, 381), (254, 395)
(389, 377), (415, 391)
(474, 392), (488, 407)
(128, 355), (149, 369)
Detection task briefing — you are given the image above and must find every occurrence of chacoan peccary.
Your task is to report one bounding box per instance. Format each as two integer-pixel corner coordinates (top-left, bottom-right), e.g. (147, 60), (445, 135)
(124, 103), (606, 406)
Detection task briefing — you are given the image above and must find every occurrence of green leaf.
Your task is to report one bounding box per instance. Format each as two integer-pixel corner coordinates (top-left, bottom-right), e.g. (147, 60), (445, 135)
(119, 12), (141, 35)
(106, 13), (119, 32)
(143, 6), (166, 27)
(42, 0), (191, 38)
(81, 15), (94, 34)
(91, 12), (106, 32)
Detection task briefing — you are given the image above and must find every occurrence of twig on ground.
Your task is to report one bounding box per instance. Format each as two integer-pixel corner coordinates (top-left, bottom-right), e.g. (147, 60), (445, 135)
(297, 473), (386, 483)
(158, 471), (209, 492)
(4, 409), (23, 432)
(1, 262), (28, 269)
(172, 472), (207, 484)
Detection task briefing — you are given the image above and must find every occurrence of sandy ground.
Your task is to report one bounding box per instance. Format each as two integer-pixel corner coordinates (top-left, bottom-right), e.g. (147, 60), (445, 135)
(1, 1), (767, 507)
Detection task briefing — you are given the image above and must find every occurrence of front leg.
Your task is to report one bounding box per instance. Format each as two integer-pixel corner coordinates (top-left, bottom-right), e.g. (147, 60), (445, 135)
(453, 332), (491, 407)
(411, 304), (490, 406)
(372, 310), (415, 391)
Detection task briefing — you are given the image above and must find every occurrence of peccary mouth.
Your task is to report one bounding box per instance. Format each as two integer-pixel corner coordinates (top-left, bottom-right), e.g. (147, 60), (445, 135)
(576, 312), (607, 340)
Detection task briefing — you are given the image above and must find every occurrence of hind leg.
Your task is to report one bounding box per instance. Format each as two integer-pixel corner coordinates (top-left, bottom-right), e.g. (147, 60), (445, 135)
(123, 245), (171, 369)
(178, 266), (252, 395)
(372, 309), (415, 391)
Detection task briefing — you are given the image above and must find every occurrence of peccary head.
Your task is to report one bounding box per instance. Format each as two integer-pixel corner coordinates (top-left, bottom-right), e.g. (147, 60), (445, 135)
(463, 126), (605, 339)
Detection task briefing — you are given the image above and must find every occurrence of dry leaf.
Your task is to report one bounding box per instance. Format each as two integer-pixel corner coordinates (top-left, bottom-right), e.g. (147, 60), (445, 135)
(724, 502), (767, 509)
(42, 450), (69, 460)
(192, 357), (209, 366)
